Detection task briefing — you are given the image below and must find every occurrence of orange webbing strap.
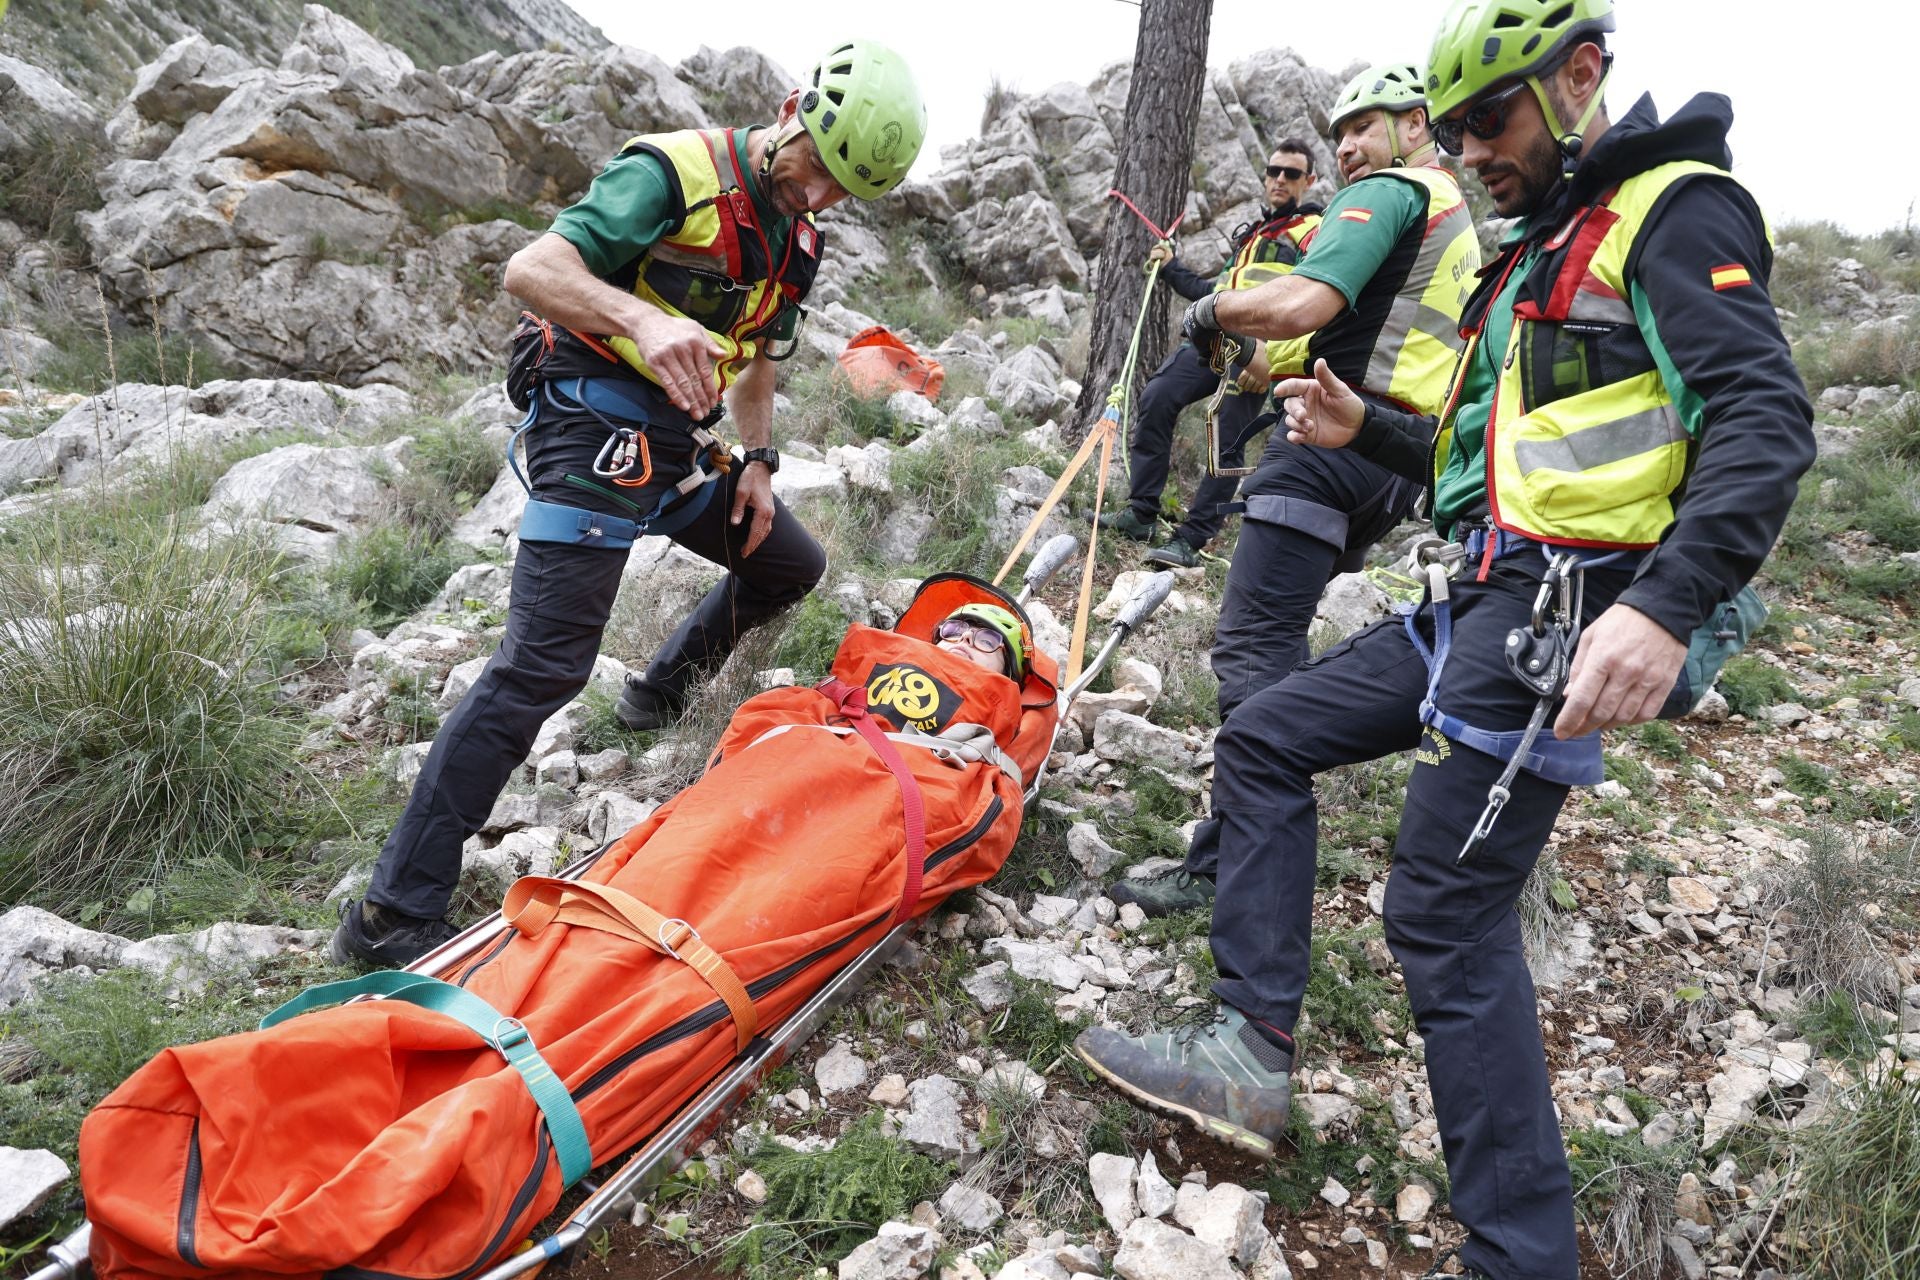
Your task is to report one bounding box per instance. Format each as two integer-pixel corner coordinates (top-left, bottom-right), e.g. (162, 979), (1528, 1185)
(991, 412), (1115, 588)
(503, 877), (758, 1053)
(816, 679), (928, 924)
(1069, 408), (1119, 685)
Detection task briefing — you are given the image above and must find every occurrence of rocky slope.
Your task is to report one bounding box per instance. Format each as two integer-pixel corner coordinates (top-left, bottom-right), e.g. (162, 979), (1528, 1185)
(2, 11), (1919, 1280)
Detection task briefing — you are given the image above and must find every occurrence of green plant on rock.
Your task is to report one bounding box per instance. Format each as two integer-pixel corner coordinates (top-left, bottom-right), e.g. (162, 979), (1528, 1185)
(1716, 656), (1797, 718)
(992, 976), (1089, 1071)
(328, 521), (462, 629)
(1301, 925), (1408, 1053)
(1792, 990), (1895, 1064)
(724, 1111), (951, 1280)
(1755, 826), (1909, 1007)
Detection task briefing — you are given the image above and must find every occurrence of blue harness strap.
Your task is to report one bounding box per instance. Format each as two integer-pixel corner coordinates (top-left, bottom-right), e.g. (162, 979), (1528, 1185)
(1403, 533), (1626, 788)
(261, 971), (593, 1187)
(505, 377), (722, 546)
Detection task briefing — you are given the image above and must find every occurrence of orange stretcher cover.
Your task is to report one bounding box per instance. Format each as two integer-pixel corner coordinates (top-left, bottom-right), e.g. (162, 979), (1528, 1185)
(79, 577), (1057, 1280)
(835, 325), (944, 401)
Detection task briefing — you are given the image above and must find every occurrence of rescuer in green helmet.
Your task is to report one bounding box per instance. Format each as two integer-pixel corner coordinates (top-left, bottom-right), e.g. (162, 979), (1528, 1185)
(1089, 3), (1816, 1277)
(334, 41), (926, 970)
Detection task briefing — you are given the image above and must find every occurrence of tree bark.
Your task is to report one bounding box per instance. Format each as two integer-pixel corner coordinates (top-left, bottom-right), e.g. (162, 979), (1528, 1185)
(1070, 0), (1215, 437)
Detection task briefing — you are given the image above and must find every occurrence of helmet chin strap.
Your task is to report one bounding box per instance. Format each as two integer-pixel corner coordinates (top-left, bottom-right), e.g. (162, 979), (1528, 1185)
(1386, 115), (1437, 168)
(759, 116), (808, 179)
(1526, 65), (1611, 175)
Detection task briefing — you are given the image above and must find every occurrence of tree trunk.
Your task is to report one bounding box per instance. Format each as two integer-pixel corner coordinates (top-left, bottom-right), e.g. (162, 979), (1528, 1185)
(1070, 0), (1215, 438)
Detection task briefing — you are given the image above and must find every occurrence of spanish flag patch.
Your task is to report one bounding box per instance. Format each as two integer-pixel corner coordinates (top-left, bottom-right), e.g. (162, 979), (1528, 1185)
(1710, 263), (1753, 291)
(1339, 208), (1374, 223)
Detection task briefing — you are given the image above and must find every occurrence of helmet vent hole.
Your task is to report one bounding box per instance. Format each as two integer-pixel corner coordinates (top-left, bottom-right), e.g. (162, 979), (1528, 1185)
(1493, 11), (1525, 26)
(1544, 3), (1574, 26)
(826, 87), (846, 106)
(829, 61), (855, 76)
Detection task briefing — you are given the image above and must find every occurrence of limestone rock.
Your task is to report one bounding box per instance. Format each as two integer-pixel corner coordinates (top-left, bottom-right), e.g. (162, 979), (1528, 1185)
(1185, 1183), (1268, 1265)
(815, 1040), (871, 1096)
(899, 1075), (969, 1160)
(838, 1221), (939, 1280)
(1702, 1063), (1773, 1148)
(1093, 712), (1206, 772)
(120, 922), (326, 995)
(1314, 573), (1392, 640)
(938, 1182), (1004, 1233)
(1136, 1149), (1177, 1219)
(962, 961), (1014, 1011)
(1066, 824), (1124, 877)
(0, 1147), (71, 1232)
(0, 906), (131, 1010)
(1088, 1152), (1139, 1232)
(1112, 1216), (1239, 1280)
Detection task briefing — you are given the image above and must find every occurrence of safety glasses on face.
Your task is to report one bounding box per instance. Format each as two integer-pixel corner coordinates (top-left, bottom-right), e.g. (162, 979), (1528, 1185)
(1265, 164), (1308, 181)
(934, 618), (1008, 655)
(1431, 78), (1531, 156)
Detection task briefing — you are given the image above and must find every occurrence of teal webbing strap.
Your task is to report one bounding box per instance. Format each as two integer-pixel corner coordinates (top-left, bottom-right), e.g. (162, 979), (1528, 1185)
(262, 972), (592, 1186)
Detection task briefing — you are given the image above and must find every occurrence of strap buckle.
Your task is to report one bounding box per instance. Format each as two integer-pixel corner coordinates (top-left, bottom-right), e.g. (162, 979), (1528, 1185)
(656, 917), (699, 961)
(492, 1016), (532, 1051)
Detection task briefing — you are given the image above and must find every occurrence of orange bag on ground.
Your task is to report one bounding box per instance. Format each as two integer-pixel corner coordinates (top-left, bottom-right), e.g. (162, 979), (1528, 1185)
(79, 578), (1056, 1280)
(836, 325), (944, 401)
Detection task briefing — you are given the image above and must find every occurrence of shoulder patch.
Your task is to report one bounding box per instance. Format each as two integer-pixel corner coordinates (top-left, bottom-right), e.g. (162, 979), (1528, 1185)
(794, 220), (819, 258)
(865, 662), (963, 734)
(1709, 263), (1752, 291)
(1338, 208), (1374, 223)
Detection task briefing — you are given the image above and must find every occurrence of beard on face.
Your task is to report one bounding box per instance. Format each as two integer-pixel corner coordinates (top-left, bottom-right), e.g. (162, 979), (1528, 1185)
(1482, 123), (1563, 217)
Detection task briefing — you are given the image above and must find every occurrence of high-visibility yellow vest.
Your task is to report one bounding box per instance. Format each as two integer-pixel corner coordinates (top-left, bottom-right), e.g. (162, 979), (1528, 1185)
(601, 129), (821, 394)
(1444, 159), (1739, 548)
(1219, 212), (1321, 379)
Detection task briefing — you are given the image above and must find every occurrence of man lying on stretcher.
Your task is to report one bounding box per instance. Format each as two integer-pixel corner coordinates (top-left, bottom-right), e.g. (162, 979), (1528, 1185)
(81, 576), (1065, 1280)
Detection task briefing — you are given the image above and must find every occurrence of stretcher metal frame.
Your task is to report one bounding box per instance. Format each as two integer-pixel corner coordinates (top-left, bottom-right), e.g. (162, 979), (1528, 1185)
(30, 537), (1176, 1280)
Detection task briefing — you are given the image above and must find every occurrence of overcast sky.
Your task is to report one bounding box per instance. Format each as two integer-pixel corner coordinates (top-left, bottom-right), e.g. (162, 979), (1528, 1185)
(566, 0), (1900, 235)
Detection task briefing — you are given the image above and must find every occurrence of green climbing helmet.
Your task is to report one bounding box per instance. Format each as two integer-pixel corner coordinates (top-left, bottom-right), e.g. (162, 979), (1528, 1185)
(1327, 63), (1428, 135)
(796, 39), (926, 200)
(1426, 0), (1616, 121)
(945, 603), (1029, 680)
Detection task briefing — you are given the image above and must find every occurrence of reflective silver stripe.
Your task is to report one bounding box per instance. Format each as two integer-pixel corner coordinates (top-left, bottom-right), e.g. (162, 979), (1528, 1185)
(1567, 291), (1634, 325)
(1363, 199), (1473, 393)
(1512, 405), (1688, 476)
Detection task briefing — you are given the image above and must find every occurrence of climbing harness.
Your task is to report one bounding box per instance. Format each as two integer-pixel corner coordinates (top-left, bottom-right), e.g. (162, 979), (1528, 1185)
(507, 376), (733, 550)
(1400, 532), (1630, 864)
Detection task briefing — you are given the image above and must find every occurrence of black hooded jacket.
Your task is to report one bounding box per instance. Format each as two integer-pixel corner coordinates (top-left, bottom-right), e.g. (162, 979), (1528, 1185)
(1348, 92), (1816, 641)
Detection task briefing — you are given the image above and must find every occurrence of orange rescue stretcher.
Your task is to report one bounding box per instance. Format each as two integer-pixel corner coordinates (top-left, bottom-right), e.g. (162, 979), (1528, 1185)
(33, 539), (1175, 1280)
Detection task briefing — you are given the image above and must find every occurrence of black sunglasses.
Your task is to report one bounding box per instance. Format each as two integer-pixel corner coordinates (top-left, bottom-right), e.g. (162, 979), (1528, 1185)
(1265, 164), (1309, 181)
(1431, 79), (1531, 156)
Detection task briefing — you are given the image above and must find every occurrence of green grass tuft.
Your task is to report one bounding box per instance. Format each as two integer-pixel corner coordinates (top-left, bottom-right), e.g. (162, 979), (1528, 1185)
(1781, 1066), (1920, 1278)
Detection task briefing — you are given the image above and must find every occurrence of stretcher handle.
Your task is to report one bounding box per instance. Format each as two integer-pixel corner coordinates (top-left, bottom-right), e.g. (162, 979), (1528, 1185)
(1020, 533), (1080, 601)
(1115, 571), (1177, 633)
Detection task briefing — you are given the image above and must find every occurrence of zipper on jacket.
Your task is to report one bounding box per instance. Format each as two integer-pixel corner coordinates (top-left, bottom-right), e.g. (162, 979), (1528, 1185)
(176, 1117), (206, 1268)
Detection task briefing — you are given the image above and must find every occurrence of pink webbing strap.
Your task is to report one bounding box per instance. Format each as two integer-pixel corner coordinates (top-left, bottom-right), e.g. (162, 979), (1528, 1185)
(817, 679), (929, 924)
(1107, 188), (1187, 243)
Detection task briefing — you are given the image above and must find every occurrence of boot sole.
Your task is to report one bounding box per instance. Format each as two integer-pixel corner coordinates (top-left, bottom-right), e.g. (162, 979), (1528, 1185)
(1074, 1040), (1278, 1160)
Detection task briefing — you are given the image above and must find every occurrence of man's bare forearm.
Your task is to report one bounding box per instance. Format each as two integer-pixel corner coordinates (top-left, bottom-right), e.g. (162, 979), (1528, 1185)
(503, 232), (654, 338)
(1211, 274), (1346, 341)
(727, 355), (776, 449)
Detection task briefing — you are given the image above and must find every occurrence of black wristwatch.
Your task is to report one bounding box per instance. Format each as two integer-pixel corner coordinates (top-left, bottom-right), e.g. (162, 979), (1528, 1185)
(743, 446), (780, 474)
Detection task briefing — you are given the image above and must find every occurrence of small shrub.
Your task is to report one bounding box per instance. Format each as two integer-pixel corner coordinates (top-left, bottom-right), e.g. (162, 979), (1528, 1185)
(1603, 753), (1658, 799)
(726, 1111), (951, 1280)
(769, 591), (849, 684)
(993, 976), (1089, 1071)
(1105, 772), (1193, 864)
(1301, 925), (1408, 1053)
(1566, 1125), (1699, 1278)
(1267, 1094), (1444, 1218)
(0, 525), (314, 920)
(1631, 720), (1690, 761)
(405, 414), (503, 504)
(1792, 991), (1894, 1064)
(1777, 751), (1833, 798)
(1780, 1066), (1920, 1278)
(328, 522), (461, 629)
(1716, 656), (1797, 717)
(1755, 826), (1906, 1006)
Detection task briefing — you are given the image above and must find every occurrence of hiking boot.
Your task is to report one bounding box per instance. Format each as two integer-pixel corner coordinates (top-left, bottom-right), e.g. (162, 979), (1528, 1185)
(330, 899), (460, 968)
(1144, 536), (1203, 569)
(615, 675), (684, 732)
(1108, 867), (1216, 918)
(1097, 506), (1160, 542)
(1074, 1005), (1293, 1158)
